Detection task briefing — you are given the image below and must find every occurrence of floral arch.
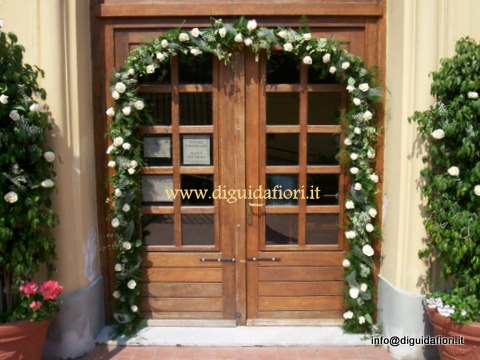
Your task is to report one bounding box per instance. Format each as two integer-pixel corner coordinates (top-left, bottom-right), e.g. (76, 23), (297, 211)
(104, 18), (382, 335)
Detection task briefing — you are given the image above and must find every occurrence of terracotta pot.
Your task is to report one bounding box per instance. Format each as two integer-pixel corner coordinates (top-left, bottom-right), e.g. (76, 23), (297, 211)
(0, 320), (50, 360)
(428, 308), (480, 360)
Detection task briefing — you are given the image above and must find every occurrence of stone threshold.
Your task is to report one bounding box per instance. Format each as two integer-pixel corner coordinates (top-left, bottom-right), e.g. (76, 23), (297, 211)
(96, 325), (372, 347)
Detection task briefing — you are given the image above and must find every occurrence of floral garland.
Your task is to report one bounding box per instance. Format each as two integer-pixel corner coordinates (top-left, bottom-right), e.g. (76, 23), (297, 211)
(105, 18), (382, 335)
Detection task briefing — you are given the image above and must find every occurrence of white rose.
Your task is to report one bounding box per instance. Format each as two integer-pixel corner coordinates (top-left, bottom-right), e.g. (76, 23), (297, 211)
(112, 90), (120, 100)
(122, 204), (131, 212)
(358, 83), (369, 92)
(234, 33), (243, 43)
(329, 66), (336, 74)
(108, 160), (116, 168)
(127, 68), (135, 76)
(342, 259), (351, 268)
(467, 91), (479, 99)
(106, 107), (115, 117)
(303, 33), (311, 41)
(128, 168), (135, 175)
(354, 183), (362, 191)
(343, 311), (354, 319)
(134, 100), (144, 110)
(247, 19), (257, 31)
(43, 151), (56, 162)
(0, 94), (8, 104)
(9, 110), (20, 121)
(358, 316), (366, 324)
(244, 38), (253, 46)
(41, 179), (55, 188)
(179, 32), (190, 42)
(322, 53), (331, 63)
(111, 218), (120, 228)
(122, 241), (132, 250)
(161, 39), (169, 48)
(344, 138), (352, 146)
(4, 191), (18, 204)
(362, 244), (374, 257)
(366, 223), (374, 233)
(354, 127), (361, 135)
(474, 185), (480, 196)
(345, 230), (357, 239)
(363, 111), (373, 121)
(114, 263), (123, 272)
(303, 56), (313, 65)
(345, 200), (355, 209)
(131, 305), (138, 313)
(190, 27), (200, 38)
(218, 27), (227, 38)
(146, 65), (155, 74)
(122, 142), (131, 150)
(350, 153), (358, 161)
(431, 129), (445, 140)
(190, 48), (203, 56)
(114, 188), (122, 197)
(353, 98), (361, 106)
(346, 85), (355, 93)
(283, 43), (293, 52)
(350, 167), (359, 175)
(106, 145), (114, 155)
(349, 287), (359, 299)
(130, 160), (138, 168)
(342, 61), (350, 70)
(113, 137), (124, 147)
(29, 103), (42, 112)
(115, 82), (127, 93)
(370, 174), (379, 183)
(447, 166), (460, 177)
(112, 291), (121, 299)
(127, 280), (137, 289)
(368, 208), (378, 218)
(156, 52), (166, 62)
(122, 106), (131, 116)
(277, 30), (287, 39)
(360, 283), (368, 292)
(367, 149), (376, 159)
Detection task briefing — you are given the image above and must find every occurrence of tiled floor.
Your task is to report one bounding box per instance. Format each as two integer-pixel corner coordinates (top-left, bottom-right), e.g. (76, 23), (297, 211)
(81, 346), (394, 359)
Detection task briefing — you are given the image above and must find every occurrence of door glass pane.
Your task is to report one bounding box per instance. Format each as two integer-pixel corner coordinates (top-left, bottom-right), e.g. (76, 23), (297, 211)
(306, 214), (338, 245)
(266, 93), (299, 125)
(308, 92), (342, 125)
(143, 215), (174, 246)
(142, 93), (172, 125)
(307, 133), (339, 165)
(267, 52), (300, 84)
(143, 135), (172, 166)
(307, 174), (339, 205)
(179, 54), (213, 84)
(142, 175), (174, 205)
(181, 134), (213, 166)
(267, 133), (299, 165)
(182, 214), (214, 246)
(266, 214), (298, 245)
(181, 174), (214, 206)
(179, 93), (212, 125)
(308, 67), (337, 84)
(266, 174), (298, 206)
(141, 65), (171, 85)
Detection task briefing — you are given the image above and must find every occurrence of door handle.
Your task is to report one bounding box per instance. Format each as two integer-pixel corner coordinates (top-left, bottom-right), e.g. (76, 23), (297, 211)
(247, 257), (281, 262)
(200, 258), (236, 263)
(247, 200), (264, 225)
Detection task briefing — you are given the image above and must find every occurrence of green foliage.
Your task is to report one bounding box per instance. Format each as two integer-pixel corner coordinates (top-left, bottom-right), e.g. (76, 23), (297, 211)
(410, 37), (480, 323)
(0, 31), (59, 322)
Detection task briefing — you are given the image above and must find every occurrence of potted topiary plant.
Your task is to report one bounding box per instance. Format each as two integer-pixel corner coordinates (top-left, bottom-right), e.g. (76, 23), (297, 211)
(410, 37), (480, 359)
(0, 31), (62, 360)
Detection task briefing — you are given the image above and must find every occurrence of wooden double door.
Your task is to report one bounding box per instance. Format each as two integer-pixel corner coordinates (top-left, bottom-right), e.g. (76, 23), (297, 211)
(105, 19), (382, 326)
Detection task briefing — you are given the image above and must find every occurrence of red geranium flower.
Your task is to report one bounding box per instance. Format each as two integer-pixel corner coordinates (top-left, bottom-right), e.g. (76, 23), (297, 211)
(29, 301), (42, 310)
(19, 281), (39, 298)
(40, 280), (63, 300)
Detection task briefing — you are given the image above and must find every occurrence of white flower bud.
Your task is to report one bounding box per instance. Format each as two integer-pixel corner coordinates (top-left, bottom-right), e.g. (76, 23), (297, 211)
(431, 129), (445, 139)
(122, 143), (131, 150)
(0, 94), (8, 104)
(370, 174), (379, 183)
(346, 85), (355, 93)
(113, 137), (124, 147)
(329, 66), (336, 74)
(114, 188), (122, 197)
(467, 91), (479, 99)
(447, 166), (460, 177)
(350, 153), (358, 161)
(234, 33), (243, 43)
(112, 90), (120, 100)
(41, 179), (55, 188)
(106, 107), (115, 117)
(342, 61), (350, 70)
(29, 103), (42, 112)
(190, 28), (200, 38)
(108, 160), (116, 168)
(345, 230), (357, 239)
(283, 43), (293, 52)
(474, 185), (480, 196)
(218, 27), (227, 38)
(122, 106), (131, 116)
(303, 33), (312, 41)
(161, 39), (169, 48)
(344, 138), (352, 146)
(9, 110), (20, 121)
(128, 168), (135, 175)
(368, 208), (378, 218)
(350, 167), (359, 175)
(130, 160), (138, 168)
(122, 241), (132, 250)
(322, 53), (331, 63)
(353, 98), (361, 106)
(342, 259), (351, 268)
(156, 52), (166, 62)
(343, 311), (354, 319)
(354, 127), (361, 135)
(345, 200), (355, 209)
(362, 244), (374, 256)
(277, 30), (287, 39)
(146, 64), (155, 74)
(354, 182), (362, 191)
(360, 283), (368, 292)
(367, 149), (376, 159)
(122, 204), (131, 212)
(358, 316), (366, 324)
(178, 33), (190, 42)
(244, 38), (253, 46)
(127, 279), (137, 289)
(358, 83), (369, 92)
(112, 291), (120, 299)
(366, 223), (374, 233)
(111, 218), (120, 228)
(190, 48), (203, 56)
(363, 110), (373, 121)
(43, 151), (55, 162)
(349, 287), (359, 299)
(131, 305), (139, 313)
(4, 191), (18, 204)
(115, 82), (127, 94)
(247, 19), (258, 31)
(114, 263), (122, 272)
(134, 100), (144, 110)
(127, 68), (135, 76)
(303, 56), (313, 65)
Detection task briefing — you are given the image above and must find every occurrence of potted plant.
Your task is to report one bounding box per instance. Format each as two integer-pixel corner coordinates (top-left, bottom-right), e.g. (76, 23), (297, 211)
(410, 37), (480, 359)
(0, 31), (62, 359)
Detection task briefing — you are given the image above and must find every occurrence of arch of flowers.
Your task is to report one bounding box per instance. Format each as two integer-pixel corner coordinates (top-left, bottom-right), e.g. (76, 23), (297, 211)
(104, 17), (382, 335)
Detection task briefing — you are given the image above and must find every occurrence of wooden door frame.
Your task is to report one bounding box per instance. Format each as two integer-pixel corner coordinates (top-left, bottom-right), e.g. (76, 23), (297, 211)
(90, 2), (386, 323)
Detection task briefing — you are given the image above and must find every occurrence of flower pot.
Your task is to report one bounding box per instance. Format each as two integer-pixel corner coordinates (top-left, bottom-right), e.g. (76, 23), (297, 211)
(428, 309), (480, 359)
(0, 320), (50, 360)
